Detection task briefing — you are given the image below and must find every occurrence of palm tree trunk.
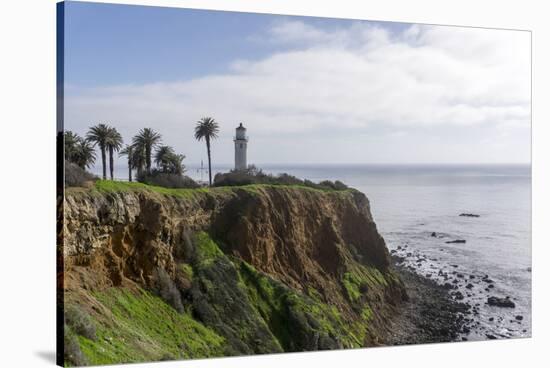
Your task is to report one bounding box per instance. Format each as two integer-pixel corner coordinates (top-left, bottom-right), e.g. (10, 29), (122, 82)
(109, 146), (114, 180)
(206, 138), (212, 186)
(146, 146), (151, 174)
(101, 146), (107, 180)
(128, 160), (132, 182)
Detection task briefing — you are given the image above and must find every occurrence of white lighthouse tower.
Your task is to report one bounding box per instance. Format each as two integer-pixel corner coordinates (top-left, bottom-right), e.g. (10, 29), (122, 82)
(234, 123), (248, 171)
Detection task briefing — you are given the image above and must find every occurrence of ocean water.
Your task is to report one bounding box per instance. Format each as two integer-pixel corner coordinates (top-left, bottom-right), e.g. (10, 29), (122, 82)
(189, 163), (531, 341)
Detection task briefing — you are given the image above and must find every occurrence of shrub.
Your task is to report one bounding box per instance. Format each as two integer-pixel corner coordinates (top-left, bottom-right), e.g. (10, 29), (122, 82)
(213, 165), (350, 191)
(65, 161), (96, 187)
(138, 170), (200, 189)
(64, 325), (88, 366)
(153, 267), (184, 313)
(65, 305), (97, 341)
(318, 180), (349, 191)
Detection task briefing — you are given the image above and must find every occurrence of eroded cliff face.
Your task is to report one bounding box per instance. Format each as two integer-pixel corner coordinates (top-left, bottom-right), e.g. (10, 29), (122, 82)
(62, 184), (406, 365)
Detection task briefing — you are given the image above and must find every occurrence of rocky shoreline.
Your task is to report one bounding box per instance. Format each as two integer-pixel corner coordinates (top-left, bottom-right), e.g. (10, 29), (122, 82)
(385, 256), (471, 345)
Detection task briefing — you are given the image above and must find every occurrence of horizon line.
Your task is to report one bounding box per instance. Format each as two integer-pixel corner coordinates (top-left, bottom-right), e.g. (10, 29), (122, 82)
(183, 162), (532, 167)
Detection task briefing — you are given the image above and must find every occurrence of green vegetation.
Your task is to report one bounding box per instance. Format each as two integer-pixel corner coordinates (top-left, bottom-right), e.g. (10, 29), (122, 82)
(86, 124), (112, 180)
(214, 165), (351, 191)
(93, 179), (210, 199)
(118, 144), (134, 182)
(106, 127), (123, 180)
(65, 327), (88, 366)
(342, 265), (390, 303)
(86, 124), (125, 180)
(72, 287), (225, 366)
(154, 145), (185, 175)
(90, 178), (353, 199)
(193, 231), (224, 264)
(179, 263), (194, 279)
(132, 128), (162, 174)
(64, 131), (96, 170)
(239, 261), (372, 350)
(188, 232), (283, 355)
(342, 272), (363, 302)
(67, 124), (193, 188)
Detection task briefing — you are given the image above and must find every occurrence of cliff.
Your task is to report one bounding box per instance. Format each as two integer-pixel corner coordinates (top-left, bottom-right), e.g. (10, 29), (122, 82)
(62, 181), (407, 366)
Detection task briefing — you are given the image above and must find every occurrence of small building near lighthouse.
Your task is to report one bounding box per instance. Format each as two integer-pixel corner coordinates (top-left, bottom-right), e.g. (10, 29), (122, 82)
(234, 123), (248, 171)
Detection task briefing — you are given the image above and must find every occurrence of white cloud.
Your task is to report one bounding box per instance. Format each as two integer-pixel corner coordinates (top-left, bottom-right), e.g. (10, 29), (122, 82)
(65, 21), (531, 165)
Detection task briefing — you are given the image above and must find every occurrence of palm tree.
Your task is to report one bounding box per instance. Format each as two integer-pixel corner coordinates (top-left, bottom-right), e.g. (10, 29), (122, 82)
(86, 124), (111, 179)
(194, 117), (219, 186)
(154, 145), (186, 175)
(64, 131), (80, 162)
(106, 127), (123, 180)
(74, 140), (97, 169)
(154, 145), (175, 172)
(169, 154), (185, 175)
(132, 128), (162, 174)
(131, 145), (147, 178)
(119, 145), (134, 182)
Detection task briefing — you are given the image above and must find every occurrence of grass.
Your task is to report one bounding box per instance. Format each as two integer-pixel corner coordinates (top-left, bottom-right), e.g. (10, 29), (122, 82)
(72, 287), (226, 366)
(93, 180), (211, 199)
(69, 180), (356, 200)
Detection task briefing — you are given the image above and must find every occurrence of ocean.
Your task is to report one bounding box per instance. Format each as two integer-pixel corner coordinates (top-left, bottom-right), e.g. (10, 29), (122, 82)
(189, 163), (532, 340)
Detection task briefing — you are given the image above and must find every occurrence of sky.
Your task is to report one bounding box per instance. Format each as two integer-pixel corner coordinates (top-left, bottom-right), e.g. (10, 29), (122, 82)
(62, 1), (531, 169)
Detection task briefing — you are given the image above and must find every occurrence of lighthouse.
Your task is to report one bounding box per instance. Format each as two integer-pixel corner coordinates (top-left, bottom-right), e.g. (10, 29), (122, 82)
(234, 123), (248, 171)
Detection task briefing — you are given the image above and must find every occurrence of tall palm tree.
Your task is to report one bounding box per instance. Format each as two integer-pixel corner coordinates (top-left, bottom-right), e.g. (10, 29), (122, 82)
(106, 127), (123, 180)
(154, 145), (175, 172)
(86, 124), (111, 179)
(132, 128), (162, 174)
(194, 117), (219, 186)
(119, 145), (134, 182)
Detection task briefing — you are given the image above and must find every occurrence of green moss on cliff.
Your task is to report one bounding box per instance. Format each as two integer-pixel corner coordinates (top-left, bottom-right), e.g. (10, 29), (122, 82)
(342, 263), (391, 304)
(238, 261), (373, 351)
(194, 231), (224, 263)
(72, 288), (225, 365)
(189, 232), (283, 355)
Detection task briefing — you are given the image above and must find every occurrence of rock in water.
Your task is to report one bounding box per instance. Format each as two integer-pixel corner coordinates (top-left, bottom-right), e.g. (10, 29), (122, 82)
(446, 240), (466, 244)
(487, 296), (516, 308)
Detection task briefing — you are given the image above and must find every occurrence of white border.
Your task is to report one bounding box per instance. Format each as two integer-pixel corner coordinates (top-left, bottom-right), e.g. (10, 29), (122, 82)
(0, 1), (548, 367)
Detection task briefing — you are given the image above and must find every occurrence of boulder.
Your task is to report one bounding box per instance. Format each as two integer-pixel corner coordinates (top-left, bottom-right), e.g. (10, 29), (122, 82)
(487, 296), (515, 308)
